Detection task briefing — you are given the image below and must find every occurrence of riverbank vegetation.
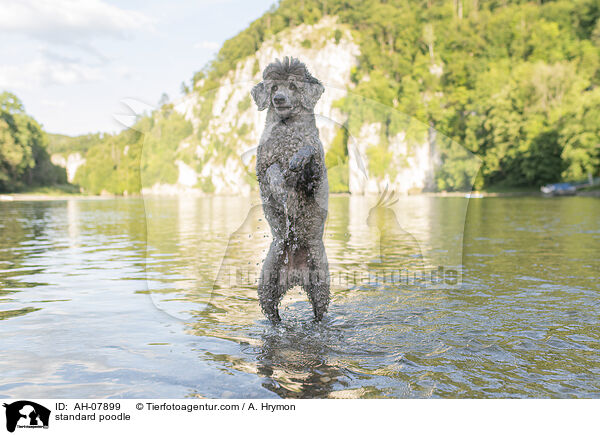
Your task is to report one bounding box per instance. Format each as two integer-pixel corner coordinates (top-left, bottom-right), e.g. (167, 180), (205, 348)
(0, 93), (67, 193)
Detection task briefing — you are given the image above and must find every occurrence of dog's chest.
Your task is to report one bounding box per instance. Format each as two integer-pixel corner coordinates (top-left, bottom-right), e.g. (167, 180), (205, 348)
(261, 123), (307, 166)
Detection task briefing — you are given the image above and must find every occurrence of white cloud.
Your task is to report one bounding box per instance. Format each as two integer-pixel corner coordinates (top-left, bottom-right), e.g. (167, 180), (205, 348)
(0, 0), (154, 44)
(194, 40), (220, 50)
(0, 0), (154, 90)
(0, 56), (102, 89)
(41, 99), (66, 108)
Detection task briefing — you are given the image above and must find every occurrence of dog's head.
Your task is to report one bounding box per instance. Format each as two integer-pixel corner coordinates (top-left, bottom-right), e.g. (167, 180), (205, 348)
(251, 57), (324, 119)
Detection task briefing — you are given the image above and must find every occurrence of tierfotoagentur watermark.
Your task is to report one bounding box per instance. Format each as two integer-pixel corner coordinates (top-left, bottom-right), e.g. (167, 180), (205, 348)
(221, 264), (461, 289)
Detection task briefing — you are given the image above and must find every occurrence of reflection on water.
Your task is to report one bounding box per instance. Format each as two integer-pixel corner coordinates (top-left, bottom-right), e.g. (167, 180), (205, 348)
(0, 196), (598, 398)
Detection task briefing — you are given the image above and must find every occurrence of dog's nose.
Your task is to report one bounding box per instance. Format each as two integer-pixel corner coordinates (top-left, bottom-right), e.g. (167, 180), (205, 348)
(273, 94), (286, 105)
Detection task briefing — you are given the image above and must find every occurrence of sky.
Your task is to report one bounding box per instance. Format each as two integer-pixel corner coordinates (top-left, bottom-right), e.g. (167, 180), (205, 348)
(0, 0), (276, 136)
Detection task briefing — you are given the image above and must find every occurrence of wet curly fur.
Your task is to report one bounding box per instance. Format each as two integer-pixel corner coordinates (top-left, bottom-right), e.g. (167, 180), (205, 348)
(252, 57), (329, 322)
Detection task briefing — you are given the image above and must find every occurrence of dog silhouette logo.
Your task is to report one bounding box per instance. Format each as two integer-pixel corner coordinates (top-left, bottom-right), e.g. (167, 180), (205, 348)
(3, 401), (50, 433)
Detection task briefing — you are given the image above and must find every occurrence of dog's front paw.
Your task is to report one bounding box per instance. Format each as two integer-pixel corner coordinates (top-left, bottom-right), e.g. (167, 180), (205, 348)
(289, 146), (314, 172)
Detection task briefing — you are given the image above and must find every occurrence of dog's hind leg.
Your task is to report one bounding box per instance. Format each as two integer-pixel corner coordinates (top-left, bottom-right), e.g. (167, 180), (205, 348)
(258, 238), (287, 323)
(304, 240), (330, 321)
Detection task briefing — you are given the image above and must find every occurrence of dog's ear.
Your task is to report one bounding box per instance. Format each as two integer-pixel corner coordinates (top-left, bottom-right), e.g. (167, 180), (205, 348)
(301, 80), (324, 110)
(251, 81), (269, 111)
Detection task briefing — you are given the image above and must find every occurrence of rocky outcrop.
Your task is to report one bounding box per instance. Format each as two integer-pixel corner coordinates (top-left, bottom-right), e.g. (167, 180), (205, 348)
(348, 125), (438, 195)
(51, 152), (85, 183)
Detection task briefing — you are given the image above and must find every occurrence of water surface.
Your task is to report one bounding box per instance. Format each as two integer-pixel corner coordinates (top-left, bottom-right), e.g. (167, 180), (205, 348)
(0, 195), (598, 398)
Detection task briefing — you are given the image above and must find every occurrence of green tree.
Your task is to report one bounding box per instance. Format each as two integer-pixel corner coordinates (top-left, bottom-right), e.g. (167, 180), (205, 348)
(0, 92), (66, 192)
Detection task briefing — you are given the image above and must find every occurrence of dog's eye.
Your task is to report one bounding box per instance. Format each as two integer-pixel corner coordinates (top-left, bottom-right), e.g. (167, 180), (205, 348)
(272, 85), (278, 92)
(289, 83), (297, 91)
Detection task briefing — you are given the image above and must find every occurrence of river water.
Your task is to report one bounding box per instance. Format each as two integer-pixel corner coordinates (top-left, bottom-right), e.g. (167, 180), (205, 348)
(0, 195), (598, 398)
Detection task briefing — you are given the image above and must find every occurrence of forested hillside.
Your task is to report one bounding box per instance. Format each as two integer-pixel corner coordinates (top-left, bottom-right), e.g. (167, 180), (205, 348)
(6, 0), (600, 194)
(0, 93), (67, 192)
(211, 0), (599, 189)
(47, 132), (103, 156)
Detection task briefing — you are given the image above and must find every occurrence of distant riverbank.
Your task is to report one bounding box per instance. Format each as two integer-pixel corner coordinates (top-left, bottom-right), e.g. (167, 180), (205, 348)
(0, 193), (115, 202)
(2, 184), (599, 202)
(0, 185), (112, 202)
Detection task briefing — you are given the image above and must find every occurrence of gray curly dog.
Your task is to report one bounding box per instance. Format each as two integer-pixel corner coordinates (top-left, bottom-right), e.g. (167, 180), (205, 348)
(252, 57), (330, 323)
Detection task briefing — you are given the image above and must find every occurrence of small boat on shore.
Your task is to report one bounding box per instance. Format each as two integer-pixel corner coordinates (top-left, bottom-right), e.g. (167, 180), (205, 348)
(541, 182), (577, 196)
